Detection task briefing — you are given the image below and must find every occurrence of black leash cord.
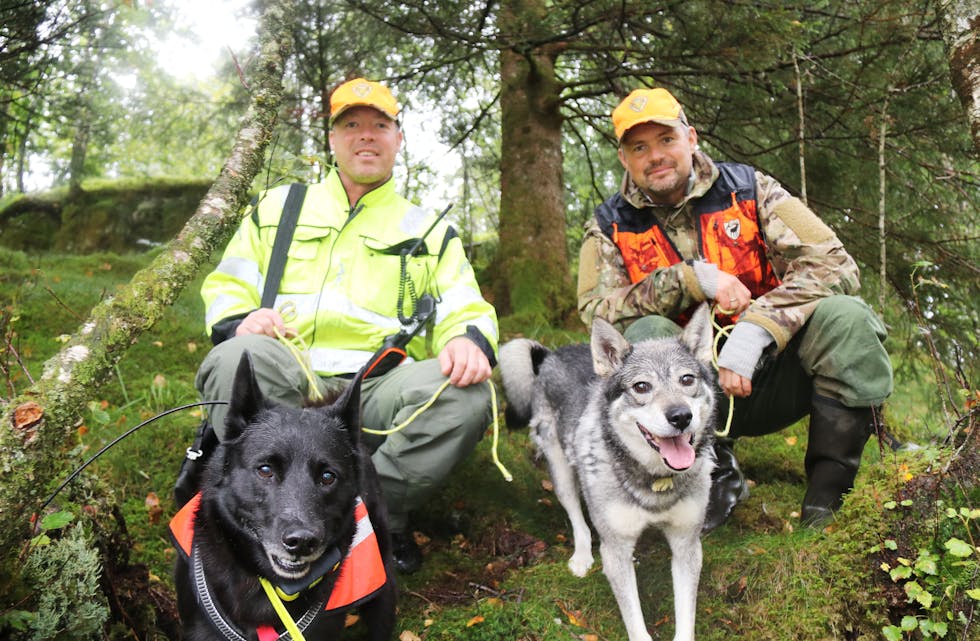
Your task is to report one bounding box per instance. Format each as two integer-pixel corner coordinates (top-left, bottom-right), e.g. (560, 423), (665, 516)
(40, 400), (229, 513)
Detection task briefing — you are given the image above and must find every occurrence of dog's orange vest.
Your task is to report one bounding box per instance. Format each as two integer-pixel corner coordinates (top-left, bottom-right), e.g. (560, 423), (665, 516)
(170, 493), (388, 639)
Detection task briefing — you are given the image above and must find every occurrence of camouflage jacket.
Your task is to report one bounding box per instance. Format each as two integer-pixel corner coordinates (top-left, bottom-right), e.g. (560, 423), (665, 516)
(577, 151), (861, 351)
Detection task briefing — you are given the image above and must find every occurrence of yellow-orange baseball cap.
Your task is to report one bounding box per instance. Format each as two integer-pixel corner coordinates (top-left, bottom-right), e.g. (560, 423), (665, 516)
(329, 78), (400, 125)
(612, 87), (688, 141)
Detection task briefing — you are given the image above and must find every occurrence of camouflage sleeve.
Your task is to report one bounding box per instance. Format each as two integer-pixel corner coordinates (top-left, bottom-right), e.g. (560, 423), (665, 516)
(577, 218), (707, 331)
(740, 172), (862, 350)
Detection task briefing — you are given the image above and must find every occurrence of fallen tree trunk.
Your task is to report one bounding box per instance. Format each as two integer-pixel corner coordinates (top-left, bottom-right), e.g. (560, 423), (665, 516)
(0, 1), (294, 635)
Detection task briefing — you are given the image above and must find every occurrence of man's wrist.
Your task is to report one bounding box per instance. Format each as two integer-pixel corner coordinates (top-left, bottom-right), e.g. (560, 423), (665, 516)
(717, 322), (774, 379)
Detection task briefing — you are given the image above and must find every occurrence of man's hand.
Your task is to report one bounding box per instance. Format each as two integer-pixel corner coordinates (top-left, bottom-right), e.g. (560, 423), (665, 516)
(235, 308), (294, 338)
(719, 367), (752, 397)
(715, 272), (751, 315)
(438, 336), (492, 387)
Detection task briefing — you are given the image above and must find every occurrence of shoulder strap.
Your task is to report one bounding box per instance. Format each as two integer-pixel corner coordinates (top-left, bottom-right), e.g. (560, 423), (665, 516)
(261, 183), (308, 309)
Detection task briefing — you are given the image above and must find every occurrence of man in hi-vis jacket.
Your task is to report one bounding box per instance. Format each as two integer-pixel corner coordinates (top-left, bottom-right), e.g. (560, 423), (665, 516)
(197, 78), (498, 573)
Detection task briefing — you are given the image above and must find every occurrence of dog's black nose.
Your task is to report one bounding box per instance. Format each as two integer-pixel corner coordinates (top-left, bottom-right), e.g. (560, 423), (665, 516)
(282, 528), (320, 556)
(665, 405), (692, 430)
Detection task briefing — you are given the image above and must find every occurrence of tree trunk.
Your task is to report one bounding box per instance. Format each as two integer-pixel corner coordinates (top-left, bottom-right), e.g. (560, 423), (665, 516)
(936, 0), (980, 151)
(67, 106), (90, 197)
(494, 0), (574, 323)
(0, 0), (294, 631)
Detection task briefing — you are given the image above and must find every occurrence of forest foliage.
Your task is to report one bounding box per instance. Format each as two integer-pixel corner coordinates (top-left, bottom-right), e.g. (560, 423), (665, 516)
(0, 1), (977, 639)
(2, 0), (976, 377)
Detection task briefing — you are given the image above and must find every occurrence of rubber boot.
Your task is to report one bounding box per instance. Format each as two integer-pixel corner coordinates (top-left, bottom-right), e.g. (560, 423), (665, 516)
(800, 395), (874, 527)
(391, 530), (423, 574)
(703, 438), (749, 532)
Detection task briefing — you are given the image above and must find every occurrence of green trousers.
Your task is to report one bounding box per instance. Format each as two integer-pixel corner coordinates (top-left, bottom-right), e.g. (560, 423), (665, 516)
(194, 335), (492, 532)
(624, 295), (893, 437)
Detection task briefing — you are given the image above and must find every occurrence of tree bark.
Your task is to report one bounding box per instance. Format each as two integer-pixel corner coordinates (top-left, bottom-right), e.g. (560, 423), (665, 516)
(936, 0), (980, 152)
(0, 0), (294, 612)
(494, 0), (574, 323)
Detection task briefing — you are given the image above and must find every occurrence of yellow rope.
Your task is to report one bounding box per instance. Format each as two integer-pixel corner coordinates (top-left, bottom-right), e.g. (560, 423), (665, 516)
(259, 577), (306, 641)
(361, 379), (453, 436)
(272, 302), (511, 481)
(274, 302), (324, 404)
(488, 381), (514, 482)
(361, 378), (514, 483)
(710, 304), (738, 438)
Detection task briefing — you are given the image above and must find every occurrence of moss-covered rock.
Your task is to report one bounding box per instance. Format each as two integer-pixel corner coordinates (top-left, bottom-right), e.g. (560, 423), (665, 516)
(0, 179), (212, 254)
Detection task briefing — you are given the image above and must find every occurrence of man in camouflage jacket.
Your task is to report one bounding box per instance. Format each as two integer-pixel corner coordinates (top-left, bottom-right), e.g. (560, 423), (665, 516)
(578, 87), (893, 528)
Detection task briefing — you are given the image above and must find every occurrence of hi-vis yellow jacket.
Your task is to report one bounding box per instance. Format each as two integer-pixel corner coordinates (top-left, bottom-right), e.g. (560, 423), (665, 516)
(201, 170), (498, 376)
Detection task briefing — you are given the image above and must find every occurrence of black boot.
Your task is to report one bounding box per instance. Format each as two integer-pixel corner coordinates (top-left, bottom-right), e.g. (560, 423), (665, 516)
(800, 395), (874, 527)
(703, 438), (750, 532)
(391, 530), (423, 574)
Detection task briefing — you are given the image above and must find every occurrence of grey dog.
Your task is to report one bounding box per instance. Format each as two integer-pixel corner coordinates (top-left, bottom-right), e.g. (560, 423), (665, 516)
(499, 304), (717, 641)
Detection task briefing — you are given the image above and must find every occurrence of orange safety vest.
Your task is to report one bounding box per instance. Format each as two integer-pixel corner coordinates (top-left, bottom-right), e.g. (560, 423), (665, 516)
(170, 493), (388, 640)
(597, 162), (780, 299)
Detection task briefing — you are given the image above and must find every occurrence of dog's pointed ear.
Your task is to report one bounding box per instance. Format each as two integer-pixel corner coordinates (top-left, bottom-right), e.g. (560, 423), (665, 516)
(331, 371), (363, 447)
(679, 303), (715, 365)
(591, 318), (631, 378)
(225, 351), (265, 440)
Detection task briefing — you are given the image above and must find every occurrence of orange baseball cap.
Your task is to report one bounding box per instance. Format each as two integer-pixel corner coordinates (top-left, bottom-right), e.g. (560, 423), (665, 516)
(329, 78), (401, 125)
(612, 87), (688, 141)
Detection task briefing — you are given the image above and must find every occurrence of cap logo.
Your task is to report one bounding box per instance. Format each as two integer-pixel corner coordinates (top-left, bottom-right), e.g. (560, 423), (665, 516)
(352, 82), (372, 98)
(629, 96), (648, 113)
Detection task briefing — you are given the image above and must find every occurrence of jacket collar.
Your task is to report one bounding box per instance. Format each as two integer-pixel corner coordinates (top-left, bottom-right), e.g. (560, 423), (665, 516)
(324, 168), (399, 213)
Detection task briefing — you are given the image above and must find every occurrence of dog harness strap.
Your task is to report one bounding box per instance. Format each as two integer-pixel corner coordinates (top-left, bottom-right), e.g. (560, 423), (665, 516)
(191, 543), (249, 641)
(259, 578), (306, 641)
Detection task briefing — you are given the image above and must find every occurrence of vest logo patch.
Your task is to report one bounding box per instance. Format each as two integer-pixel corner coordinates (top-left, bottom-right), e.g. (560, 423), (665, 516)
(724, 219), (741, 240)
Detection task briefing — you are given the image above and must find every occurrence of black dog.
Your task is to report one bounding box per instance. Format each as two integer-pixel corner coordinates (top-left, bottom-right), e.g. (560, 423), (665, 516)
(170, 353), (396, 641)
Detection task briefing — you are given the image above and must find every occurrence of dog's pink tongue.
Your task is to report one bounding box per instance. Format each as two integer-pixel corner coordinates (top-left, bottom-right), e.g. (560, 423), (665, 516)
(657, 435), (696, 470)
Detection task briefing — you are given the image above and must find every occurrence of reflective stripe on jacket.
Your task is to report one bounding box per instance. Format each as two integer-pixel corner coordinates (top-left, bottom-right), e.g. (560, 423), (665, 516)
(596, 162), (780, 299)
(200, 170), (498, 376)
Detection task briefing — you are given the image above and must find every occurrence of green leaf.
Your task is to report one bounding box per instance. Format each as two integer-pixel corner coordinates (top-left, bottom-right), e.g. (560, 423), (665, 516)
(900, 615), (919, 631)
(966, 588), (980, 601)
(890, 565), (912, 581)
(881, 626), (903, 641)
(905, 581), (933, 608)
(29, 533), (51, 548)
(884, 539), (898, 550)
(40, 510), (74, 531)
(944, 538), (974, 558)
(915, 555), (938, 575)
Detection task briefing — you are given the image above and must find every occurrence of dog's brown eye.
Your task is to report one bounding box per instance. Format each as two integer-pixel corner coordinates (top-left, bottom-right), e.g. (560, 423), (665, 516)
(319, 471), (336, 486)
(257, 464), (274, 479)
(680, 374), (696, 386)
(632, 381), (651, 394)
